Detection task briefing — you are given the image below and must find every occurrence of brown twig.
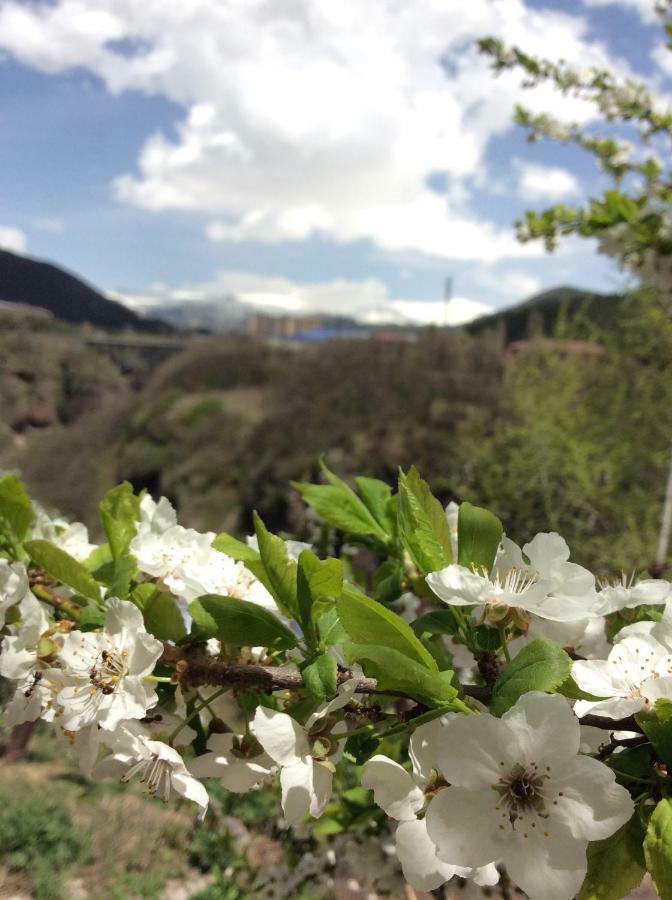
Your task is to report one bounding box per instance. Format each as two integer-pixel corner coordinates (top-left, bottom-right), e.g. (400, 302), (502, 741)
(159, 644), (642, 733)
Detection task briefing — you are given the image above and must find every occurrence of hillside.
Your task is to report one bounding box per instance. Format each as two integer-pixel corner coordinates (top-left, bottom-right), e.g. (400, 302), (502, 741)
(0, 249), (169, 332)
(466, 285), (623, 342)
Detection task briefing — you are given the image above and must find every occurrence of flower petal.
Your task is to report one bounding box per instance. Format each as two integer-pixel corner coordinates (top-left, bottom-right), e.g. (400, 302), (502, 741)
(171, 770), (210, 820)
(502, 692), (579, 767)
(361, 755), (424, 820)
(425, 787), (503, 868)
(252, 707), (310, 766)
(426, 565), (488, 606)
(551, 756), (634, 841)
(309, 760), (333, 819)
(433, 713), (514, 789)
(395, 818), (457, 891)
(280, 760), (314, 827)
(504, 825), (586, 900)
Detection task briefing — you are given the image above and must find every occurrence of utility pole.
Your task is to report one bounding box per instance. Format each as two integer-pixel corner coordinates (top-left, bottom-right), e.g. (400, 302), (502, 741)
(444, 277), (452, 328)
(655, 444), (672, 573)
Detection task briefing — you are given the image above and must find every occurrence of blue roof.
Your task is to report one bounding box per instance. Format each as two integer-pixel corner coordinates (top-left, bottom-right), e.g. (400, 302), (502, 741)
(288, 328), (344, 342)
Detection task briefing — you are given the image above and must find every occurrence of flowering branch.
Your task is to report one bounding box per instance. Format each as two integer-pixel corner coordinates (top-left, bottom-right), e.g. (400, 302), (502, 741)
(1, 470), (668, 900)
(159, 644), (643, 733)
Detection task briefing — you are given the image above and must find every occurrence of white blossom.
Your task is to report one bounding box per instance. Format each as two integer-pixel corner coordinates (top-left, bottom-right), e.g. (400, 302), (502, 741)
(131, 523), (277, 610)
(427, 532), (600, 623)
(444, 500), (459, 559)
(251, 681), (359, 827)
(53, 522), (97, 563)
(362, 718), (499, 892)
(94, 724), (208, 819)
(615, 602), (672, 649)
(252, 706), (334, 827)
(425, 692), (633, 900)
(0, 592), (62, 727)
(189, 732), (276, 792)
(137, 493), (178, 535)
(56, 723), (105, 777)
(511, 615), (611, 661)
(0, 560), (34, 628)
(596, 573), (670, 615)
(30, 506), (97, 561)
(55, 598), (163, 732)
(572, 634), (672, 719)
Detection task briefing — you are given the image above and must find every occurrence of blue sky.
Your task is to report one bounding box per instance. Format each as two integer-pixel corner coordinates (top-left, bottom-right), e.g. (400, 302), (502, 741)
(0, 0), (669, 325)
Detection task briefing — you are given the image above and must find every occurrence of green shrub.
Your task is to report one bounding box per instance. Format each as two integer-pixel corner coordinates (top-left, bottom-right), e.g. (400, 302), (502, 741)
(0, 783), (88, 896)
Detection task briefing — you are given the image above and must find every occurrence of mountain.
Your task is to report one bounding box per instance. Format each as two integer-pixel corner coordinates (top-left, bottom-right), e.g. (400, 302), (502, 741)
(466, 286), (623, 342)
(0, 249), (170, 332)
(148, 297), (249, 332)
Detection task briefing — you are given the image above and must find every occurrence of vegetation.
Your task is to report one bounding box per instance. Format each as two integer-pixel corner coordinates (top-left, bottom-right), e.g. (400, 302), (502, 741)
(2, 284), (670, 575)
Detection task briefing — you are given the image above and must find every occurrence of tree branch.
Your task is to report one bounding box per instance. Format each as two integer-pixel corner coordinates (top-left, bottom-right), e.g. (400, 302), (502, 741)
(31, 581), (82, 621)
(159, 644), (642, 733)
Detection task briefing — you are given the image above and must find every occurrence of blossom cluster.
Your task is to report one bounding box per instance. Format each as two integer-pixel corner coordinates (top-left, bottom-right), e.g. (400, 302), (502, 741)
(0, 468), (670, 899)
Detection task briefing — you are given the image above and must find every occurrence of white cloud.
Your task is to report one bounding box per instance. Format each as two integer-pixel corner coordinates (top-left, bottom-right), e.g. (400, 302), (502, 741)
(653, 42), (672, 78)
(582, 0), (659, 25)
(0, 0), (628, 263)
(516, 162), (581, 202)
(0, 226), (27, 254)
(114, 270), (493, 327)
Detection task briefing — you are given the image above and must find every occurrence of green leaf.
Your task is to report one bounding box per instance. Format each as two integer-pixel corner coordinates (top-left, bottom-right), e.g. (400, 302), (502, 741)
(344, 732), (380, 766)
(253, 512), (299, 620)
(188, 594), (298, 649)
(297, 551), (343, 645)
(131, 582), (157, 609)
(303, 654), (338, 701)
(0, 475), (33, 543)
(373, 560), (403, 604)
(100, 482), (140, 559)
(645, 799), (672, 900)
(490, 638), (571, 716)
(292, 462), (388, 541)
(346, 644), (456, 707)
(143, 589), (187, 642)
(397, 467), (452, 574)
(579, 815), (646, 900)
(354, 476), (394, 535)
(637, 698), (672, 768)
(457, 502), (503, 571)
(79, 605), (105, 631)
(606, 745), (654, 781)
(24, 539), (101, 604)
(337, 584), (437, 671)
(316, 608), (349, 647)
(212, 533), (260, 562)
(411, 609), (462, 638)
(84, 543), (113, 575)
(105, 555), (137, 600)
(557, 675), (605, 702)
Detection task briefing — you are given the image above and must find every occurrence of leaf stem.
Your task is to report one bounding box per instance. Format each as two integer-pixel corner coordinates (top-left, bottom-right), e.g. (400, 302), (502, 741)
(498, 624), (511, 663)
(167, 687), (227, 745)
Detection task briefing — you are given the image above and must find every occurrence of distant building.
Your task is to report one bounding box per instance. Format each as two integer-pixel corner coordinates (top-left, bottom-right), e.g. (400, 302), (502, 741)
(247, 313), (324, 339)
(245, 312), (423, 343)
